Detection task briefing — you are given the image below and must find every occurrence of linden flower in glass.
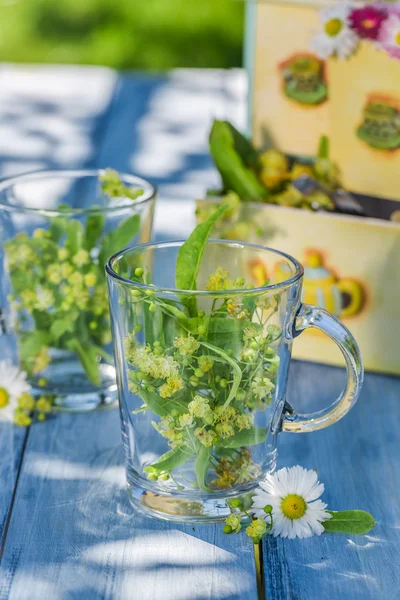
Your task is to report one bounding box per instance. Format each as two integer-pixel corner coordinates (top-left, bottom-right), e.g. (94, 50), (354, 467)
(0, 360), (30, 421)
(251, 466), (332, 539)
(311, 5), (358, 60)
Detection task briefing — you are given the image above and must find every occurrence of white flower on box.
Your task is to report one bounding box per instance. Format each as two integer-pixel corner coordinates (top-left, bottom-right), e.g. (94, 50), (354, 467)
(311, 5), (359, 60)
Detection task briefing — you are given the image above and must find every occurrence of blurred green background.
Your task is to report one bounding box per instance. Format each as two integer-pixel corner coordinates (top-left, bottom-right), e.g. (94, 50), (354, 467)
(0, 0), (244, 69)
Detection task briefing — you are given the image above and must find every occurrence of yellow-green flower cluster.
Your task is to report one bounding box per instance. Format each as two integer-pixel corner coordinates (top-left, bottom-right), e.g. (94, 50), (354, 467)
(225, 513), (242, 534)
(173, 335), (200, 356)
(214, 448), (261, 489)
(223, 500), (273, 542)
(4, 220), (112, 382)
(246, 518), (268, 543)
(99, 168), (144, 201)
(175, 398), (254, 448)
(13, 392), (53, 426)
(206, 266), (245, 292)
(154, 415), (184, 446)
(227, 297), (250, 321)
(4, 170), (144, 391)
(125, 263), (281, 490)
(127, 341), (184, 400)
(251, 376), (275, 401)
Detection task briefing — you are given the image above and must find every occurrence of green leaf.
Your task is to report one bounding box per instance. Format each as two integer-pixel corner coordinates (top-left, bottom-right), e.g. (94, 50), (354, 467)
(182, 426), (201, 455)
(19, 330), (50, 362)
(142, 300), (165, 347)
(84, 213), (105, 250)
(200, 341), (242, 409)
(50, 319), (74, 340)
(209, 120), (268, 201)
(100, 168), (144, 201)
(48, 216), (69, 242)
(318, 135), (330, 159)
(65, 219), (84, 255)
(149, 446), (195, 472)
(242, 294), (258, 318)
(10, 270), (35, 294)
(323, 511), (376, 535)
(139, 388), (189, 418)
(162, 312), (186, 348)
(154, 308), (165, 346)
(194, 445), (212, 491)
(224, 121), (260, 170)
(175, 204), (228, 315)
(216, 427), (268, 450)
(32, 310), (53, 331)
(160, 299), (190, 324)
(207, 317), (260, 351)
(98, 214), (140, 268)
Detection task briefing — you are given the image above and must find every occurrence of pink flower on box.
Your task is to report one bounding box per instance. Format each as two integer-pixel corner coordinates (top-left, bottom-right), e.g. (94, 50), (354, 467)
(349, 5), (387, 40)
(378, 8), (400, 60)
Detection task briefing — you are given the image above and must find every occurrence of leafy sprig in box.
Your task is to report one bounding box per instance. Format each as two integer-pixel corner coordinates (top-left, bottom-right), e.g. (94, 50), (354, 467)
(196, 120), (400, 375)
(242, 0), (400, 374)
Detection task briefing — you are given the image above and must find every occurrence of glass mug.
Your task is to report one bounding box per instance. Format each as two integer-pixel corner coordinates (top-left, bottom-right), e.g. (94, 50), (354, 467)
(106, 240), (363, 522)
(0, 169), (156, 411)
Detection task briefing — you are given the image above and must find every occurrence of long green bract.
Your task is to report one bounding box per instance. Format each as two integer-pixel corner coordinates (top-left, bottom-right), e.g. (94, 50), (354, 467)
(175, 204), (228, 315)
(200, 341), (242, 410)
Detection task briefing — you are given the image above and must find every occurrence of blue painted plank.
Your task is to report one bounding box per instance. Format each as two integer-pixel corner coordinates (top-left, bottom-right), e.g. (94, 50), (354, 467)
(94, 70), (246, 241)
(0, 69), (258, 599)
(263, 361), (400, 600)
(0, 426), (27, 552)
(0, 65), (118, 552)
(0, 409), (257, 600)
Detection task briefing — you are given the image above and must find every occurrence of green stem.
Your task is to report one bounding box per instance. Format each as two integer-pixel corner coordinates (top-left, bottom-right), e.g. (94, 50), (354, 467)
(96, 347), (114, 364)
(67, 338), (101, 387)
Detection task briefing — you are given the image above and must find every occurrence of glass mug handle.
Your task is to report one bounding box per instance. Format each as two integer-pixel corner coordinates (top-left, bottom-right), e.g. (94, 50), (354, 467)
(282, 303), (364, 433)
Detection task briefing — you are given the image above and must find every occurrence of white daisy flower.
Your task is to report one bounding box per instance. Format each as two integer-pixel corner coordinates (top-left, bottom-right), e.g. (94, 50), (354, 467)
(311, 5), (359, 60)
(0, 360), (30, 421)
(251, 466), (332, 539)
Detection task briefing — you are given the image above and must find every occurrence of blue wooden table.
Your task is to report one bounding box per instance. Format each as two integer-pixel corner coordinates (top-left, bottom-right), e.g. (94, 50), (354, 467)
(0, 66), (399, 600)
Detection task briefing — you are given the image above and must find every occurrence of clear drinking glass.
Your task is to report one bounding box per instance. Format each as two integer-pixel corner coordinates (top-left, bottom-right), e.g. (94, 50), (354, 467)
(0, 169), (156, 411)
(106, 240), (363, 522)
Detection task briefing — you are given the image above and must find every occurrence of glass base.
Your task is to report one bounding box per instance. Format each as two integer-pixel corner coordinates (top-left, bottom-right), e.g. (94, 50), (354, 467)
(50, 386), (118, 412)
(127, 480), (251, 524)
(31, 356), (118, 412)
(124, 449), (277, 523)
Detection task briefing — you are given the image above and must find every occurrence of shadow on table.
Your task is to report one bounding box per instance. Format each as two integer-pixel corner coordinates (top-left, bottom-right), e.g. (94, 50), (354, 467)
(0, 406), (256, 600)
(261, 364), (400, 600)
(1, 363), (399, 599)
(95, 71), (232, 196)
(0, 92), (108, 178)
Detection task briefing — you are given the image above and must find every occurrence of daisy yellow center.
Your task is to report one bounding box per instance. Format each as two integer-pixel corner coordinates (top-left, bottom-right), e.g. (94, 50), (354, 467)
(281, 494), (307, 520)
(324, 18), (343, 37)
(0, 387), (10, 408)
(395, 32), (400, 46)
(362, 19), (375, 30)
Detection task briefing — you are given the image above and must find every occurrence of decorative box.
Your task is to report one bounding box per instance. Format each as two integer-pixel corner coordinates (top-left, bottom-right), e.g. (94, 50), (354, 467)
(245, 0), (400, 201)
(196, 198), (400, 374)
(213, 0), (400, 374)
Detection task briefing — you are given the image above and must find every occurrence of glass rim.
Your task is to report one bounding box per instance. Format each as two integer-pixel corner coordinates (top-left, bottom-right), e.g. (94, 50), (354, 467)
(106, 239), (304, 296)
(0, 168), (157, 215)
